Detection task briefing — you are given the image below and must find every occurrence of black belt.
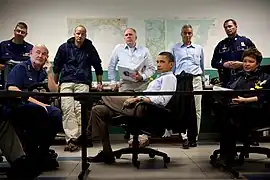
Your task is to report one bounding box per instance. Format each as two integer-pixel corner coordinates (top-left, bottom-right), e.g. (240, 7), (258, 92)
(177, 71), (201, 77)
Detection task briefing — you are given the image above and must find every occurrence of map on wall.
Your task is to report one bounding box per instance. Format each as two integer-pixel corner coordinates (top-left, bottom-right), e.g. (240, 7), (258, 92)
(67, 18), (128, 68)
(145, 19), (215, 59)
(145, 19), (166, 62)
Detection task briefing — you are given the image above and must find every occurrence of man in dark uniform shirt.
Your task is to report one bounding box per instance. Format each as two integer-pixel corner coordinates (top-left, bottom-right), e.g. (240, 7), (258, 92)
(211, 19), (256, 87)
(0, 22), (33, 87)
(6, 44), (61, 171)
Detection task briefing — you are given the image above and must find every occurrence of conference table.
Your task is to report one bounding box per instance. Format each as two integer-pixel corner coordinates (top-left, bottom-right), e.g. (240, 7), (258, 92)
(0, 89), (266, 180)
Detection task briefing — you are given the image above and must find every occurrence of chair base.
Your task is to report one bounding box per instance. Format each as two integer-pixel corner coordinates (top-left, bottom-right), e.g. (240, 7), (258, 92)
(0, 156), (9, 176)
(113, 147), (170, 168)
(210, 145), (270, 179)
(211, 146), (270, 159)
(210, 156), (240, 179)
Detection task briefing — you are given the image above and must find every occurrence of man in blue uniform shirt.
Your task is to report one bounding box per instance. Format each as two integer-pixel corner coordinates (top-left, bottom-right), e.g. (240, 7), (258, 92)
(6, 44), (61, 171)
(0, 22), (33, 87)
(211, 19), (256, 87)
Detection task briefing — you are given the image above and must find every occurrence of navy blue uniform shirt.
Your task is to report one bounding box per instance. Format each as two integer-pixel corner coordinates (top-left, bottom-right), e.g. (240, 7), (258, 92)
(53, 37), (103, 85)
(7, 59), (47, 90)
(211, 35), (255, 86)
(227, 68), (270, 104)
(0, 39), (33, 64)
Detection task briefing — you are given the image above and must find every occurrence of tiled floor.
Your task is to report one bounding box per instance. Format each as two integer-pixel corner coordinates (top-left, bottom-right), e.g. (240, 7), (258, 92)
(2, 142), (270, 179)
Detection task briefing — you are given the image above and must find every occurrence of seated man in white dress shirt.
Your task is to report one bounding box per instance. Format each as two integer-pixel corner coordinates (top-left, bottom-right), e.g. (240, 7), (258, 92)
(87, 51), (177, 164)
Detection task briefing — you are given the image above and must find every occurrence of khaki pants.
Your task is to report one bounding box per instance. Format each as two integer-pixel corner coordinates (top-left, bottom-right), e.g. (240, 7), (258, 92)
(0, 120), (25, 163)
(61, 82), (89, 142)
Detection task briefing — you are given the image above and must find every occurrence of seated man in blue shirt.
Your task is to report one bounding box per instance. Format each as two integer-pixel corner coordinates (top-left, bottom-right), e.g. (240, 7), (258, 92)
(87, 51), (177, 164)
(6, 44), (61, 171)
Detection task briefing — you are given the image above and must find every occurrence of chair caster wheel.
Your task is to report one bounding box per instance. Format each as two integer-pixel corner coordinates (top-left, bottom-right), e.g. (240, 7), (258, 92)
(230, 171), (239, 179)
(149, 153), (155, 158)
(133, 160), (140, 168)
(210, 155), (217, 161)
(163, 156), (170, 163)
(115, 154), (121, 159)
(210, 159), (220, 168)
(219, 166), (225, 172)
(210, 160), (216, 167)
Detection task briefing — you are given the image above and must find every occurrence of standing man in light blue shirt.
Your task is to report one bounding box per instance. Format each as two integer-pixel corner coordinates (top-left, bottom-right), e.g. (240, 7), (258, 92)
(108, 28), (155, 92)
(171, 24), (204, 149)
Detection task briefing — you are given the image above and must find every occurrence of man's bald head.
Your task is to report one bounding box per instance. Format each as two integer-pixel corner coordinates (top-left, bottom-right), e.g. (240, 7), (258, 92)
(30, 44), (49, 70)
(32, 44), (49, 55)
(74, 25), (87, 45)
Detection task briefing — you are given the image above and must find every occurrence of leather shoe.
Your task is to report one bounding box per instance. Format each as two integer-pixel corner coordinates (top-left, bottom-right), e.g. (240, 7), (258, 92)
(189, 141), (197, 147)
(182, 139), (189, 149)
(87, 151), (115, 164)
(7, 155), (42, 180)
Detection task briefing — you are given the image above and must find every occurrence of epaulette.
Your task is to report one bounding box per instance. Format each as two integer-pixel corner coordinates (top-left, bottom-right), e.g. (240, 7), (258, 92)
(250, 80), (267, 90)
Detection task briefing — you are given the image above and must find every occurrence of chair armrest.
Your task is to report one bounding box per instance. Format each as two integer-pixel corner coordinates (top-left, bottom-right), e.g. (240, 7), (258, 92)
(134, 101), (171, 115)
(254, 127), (270, 132)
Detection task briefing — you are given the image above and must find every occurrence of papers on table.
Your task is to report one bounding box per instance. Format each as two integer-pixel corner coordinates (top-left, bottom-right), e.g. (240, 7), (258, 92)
(213, 85), (233, 91)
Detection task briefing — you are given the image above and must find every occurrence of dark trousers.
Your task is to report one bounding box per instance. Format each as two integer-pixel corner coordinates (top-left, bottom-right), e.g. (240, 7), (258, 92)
(219, 103), (264, 161)
(6, 102), (61, 158)
(90, 96), (169, 152)
(171, 73), (197, 141)
(0, 71), (4, 90)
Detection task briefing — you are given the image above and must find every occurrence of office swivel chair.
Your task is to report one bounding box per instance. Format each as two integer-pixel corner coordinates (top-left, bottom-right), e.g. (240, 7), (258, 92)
(111, 95), (182, 168)
(210, 96), (270, 178)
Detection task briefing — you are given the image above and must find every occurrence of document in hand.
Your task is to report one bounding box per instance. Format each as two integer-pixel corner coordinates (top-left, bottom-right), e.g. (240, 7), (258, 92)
(118, 58), (146, 82)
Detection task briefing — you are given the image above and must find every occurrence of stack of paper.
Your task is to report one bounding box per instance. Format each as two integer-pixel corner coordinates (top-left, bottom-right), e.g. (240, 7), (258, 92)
(213, 86), (233, 91)
(118, 58), (145, 82)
